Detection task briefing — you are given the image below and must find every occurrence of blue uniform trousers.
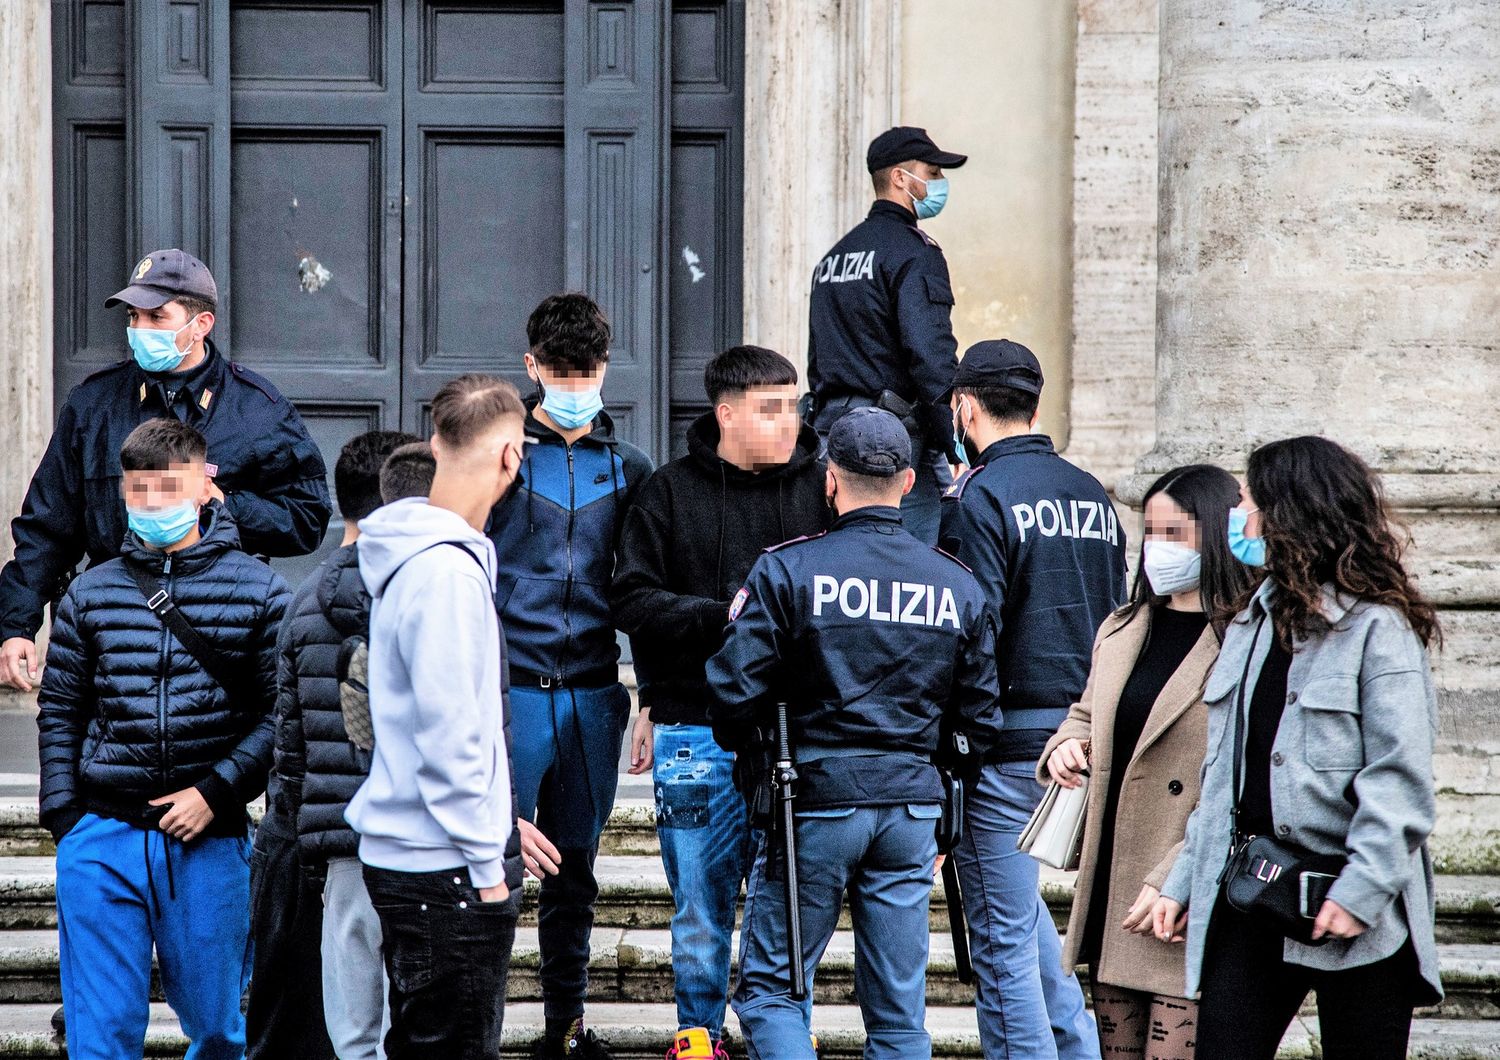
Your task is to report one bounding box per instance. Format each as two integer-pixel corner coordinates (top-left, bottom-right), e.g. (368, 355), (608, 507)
(955, 763), (1099, 1059)
(55, 813), (252, 1060)
(509, 682), (631, 1021)
(733, 803), (942, 1060)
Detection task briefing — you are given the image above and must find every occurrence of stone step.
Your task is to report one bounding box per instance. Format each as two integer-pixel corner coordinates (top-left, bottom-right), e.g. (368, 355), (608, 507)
(0, 1003), (1495, 1059)
(0, 853), (1495, 946)
(0, 923), (1495, 1021)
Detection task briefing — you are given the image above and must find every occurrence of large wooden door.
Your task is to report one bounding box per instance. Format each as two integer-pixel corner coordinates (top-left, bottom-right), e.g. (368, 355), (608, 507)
(52, 0), (743, 578)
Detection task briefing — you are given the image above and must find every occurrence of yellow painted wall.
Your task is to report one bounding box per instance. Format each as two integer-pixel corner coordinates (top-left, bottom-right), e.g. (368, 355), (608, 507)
(901, 0), (1076, 442)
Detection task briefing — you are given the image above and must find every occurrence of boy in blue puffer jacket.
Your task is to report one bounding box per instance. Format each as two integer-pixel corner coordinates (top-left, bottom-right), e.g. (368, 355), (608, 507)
(489, 294), (653, 1060)
(38, 418), (291, 1060)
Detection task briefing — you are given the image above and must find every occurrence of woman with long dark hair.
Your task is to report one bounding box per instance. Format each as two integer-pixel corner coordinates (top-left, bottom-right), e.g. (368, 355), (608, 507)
(1151, 437), (1443, 1059)
(1041, 464), (1254, 1059)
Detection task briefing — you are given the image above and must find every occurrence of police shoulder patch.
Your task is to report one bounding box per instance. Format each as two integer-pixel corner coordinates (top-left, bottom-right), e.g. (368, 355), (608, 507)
(930, 544), (974, 574)
(728, 586), (751, 622)
(947, 464), (987, 500)
(763, 531), (826, 554)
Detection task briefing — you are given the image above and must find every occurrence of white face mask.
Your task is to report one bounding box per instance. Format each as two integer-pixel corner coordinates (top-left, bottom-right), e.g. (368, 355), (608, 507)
(1143, 540), (1202, 597)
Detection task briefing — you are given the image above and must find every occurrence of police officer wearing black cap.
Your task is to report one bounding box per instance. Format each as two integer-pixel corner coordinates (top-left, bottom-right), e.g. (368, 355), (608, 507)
(806, 125), (968, 546)
(0, 248), (332, 691)
(939, 339), (1126, 1059)
(707, 407), (1003, 1060)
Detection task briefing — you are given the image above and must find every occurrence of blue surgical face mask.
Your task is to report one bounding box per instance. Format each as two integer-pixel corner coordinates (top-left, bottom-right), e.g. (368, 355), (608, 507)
(127, 316), (198, 374)
(952, 399), (972, 466)
(128, 500), (200, 548)
(1227, 506), (1266, 567)
(900, 169), (949, 220)
(540, 384), (604, 431)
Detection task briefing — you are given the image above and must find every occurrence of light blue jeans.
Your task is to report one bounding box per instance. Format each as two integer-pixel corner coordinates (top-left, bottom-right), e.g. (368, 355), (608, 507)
(654, 724), (756, 1040)
(954, 762), (1100, 1059)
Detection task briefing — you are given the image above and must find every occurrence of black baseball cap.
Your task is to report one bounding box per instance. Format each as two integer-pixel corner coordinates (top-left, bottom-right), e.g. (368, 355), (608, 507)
(105, 248), (219, 310)
(827, 407), (912, 477)
(866, 126), (968, 174)
(947, 340), (1045, 398)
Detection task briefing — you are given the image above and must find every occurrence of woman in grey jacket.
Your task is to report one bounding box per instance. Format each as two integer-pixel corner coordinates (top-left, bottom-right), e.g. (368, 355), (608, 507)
(1151, 437), (1442, 1060)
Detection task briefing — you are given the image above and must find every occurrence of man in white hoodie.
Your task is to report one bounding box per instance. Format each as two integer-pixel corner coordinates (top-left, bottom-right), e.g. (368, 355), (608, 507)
(346, 373), (528, 1058)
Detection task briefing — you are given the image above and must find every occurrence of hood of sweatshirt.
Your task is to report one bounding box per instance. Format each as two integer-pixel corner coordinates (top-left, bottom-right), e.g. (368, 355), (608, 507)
(355, 497), (495, 599)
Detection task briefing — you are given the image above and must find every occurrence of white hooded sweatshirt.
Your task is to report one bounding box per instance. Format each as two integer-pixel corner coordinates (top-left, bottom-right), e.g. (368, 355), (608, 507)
(345, 498), (512, 888)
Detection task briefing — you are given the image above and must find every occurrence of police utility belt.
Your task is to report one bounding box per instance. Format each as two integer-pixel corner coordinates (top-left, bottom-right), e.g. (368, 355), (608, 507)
(737, 740), (964, 853)
(817, 390), (924, 441)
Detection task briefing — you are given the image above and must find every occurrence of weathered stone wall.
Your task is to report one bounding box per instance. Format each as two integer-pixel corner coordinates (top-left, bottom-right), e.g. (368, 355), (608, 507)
(0, 2), (53, 572)
(1137, 0), (1500, 870)
(1065, 0), (1160, 494)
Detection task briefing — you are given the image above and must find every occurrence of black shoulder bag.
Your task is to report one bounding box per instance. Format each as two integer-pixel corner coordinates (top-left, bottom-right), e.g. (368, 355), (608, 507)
(1219, 616), (1346, 945)
(127, 562), (251, 703)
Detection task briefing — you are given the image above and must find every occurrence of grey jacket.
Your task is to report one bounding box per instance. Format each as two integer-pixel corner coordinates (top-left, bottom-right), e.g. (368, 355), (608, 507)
(1160, 580), (1441, 1001)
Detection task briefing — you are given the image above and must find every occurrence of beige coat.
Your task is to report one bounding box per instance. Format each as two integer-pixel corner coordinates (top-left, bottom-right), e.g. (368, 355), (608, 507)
(1037, 605), (1221, 998)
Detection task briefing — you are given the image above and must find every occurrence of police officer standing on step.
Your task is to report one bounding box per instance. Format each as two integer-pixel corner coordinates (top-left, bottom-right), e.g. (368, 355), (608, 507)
(0, 248), (332, 691)
(707, 408), (1004, 1060)
(939, 340), (1126, 1060)
(806, 126), (968, 545)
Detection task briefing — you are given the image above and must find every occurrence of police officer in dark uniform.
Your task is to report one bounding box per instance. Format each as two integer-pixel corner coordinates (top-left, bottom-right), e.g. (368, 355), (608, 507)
(0, 248), (332, 690)
(707, 408), (1003, 1060)
(806, 126), (968, 546)
(939, 340), (1127, 1059)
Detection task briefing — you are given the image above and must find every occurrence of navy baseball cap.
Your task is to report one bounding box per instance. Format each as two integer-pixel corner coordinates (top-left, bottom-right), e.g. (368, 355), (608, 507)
(947, 339), (1045, 398)
(105, 249), (219, 310)
(866, 126), (968, 173)
(827, 407), (912, 477)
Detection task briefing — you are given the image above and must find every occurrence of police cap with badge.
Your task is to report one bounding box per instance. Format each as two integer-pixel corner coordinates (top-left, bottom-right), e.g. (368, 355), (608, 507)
(106, 249), (219, 310)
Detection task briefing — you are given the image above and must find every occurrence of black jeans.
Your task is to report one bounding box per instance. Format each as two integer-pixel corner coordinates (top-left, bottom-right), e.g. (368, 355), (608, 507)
(1196, 896), (1420, 1060)
(363, 864), (520, 1060)
(245, 815), (335, 1060)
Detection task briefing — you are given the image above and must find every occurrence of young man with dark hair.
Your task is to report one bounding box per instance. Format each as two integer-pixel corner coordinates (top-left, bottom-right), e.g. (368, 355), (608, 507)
(489, 293), (653, 1060)
(940, 340), (1127, 1060)
(1, 248), (330, 692)
(39, 417), (291, 1059)
(246, 429), (417, 1060)
(349, 374), (529, 1057)
(380, 441), (438, 504)
(612, 345), (828, 1058)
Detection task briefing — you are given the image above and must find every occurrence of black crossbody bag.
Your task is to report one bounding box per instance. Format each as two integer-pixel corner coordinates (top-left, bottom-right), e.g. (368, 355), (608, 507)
(1219, 616), (1346, 945)
(127, 562), (252, 705)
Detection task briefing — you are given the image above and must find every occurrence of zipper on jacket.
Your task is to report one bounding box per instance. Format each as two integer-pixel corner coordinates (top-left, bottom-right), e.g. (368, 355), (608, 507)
(555, 444), (577, 682)
(157, 553), (173, 791)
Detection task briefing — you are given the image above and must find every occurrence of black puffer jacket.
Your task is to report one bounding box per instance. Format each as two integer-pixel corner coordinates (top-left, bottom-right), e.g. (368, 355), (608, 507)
(275, 544), (369, 865)
(37, 502), (290, 841)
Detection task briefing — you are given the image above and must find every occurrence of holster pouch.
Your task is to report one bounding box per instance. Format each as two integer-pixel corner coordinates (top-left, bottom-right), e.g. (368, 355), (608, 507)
(875, 389), (924, 441)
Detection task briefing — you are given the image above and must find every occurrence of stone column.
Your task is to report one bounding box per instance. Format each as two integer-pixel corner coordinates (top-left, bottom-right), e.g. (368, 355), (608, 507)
(1137, 1), (1500, 870)
(0, 1), (53, 571)
(741, 0), (901, 363)
(1064, 0), (1159, 493)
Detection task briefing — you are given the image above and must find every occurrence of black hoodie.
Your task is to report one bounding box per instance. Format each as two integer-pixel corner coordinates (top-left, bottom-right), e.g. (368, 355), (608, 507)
(612, 413), (831, 725)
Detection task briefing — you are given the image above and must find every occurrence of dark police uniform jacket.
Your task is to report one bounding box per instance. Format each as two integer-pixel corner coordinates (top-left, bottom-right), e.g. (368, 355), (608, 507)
(938, 434), (1127, 763)
(807, 201), (958, 447)
(0, 341), (331, 642)
(706, 506), (1003, 810)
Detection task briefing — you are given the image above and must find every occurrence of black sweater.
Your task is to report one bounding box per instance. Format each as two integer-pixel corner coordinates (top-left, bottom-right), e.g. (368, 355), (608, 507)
(612, 413), (831, 725)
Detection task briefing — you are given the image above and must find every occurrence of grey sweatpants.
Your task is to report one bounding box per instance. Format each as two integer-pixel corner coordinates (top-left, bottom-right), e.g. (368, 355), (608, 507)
(322, 856), (389, 1059)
